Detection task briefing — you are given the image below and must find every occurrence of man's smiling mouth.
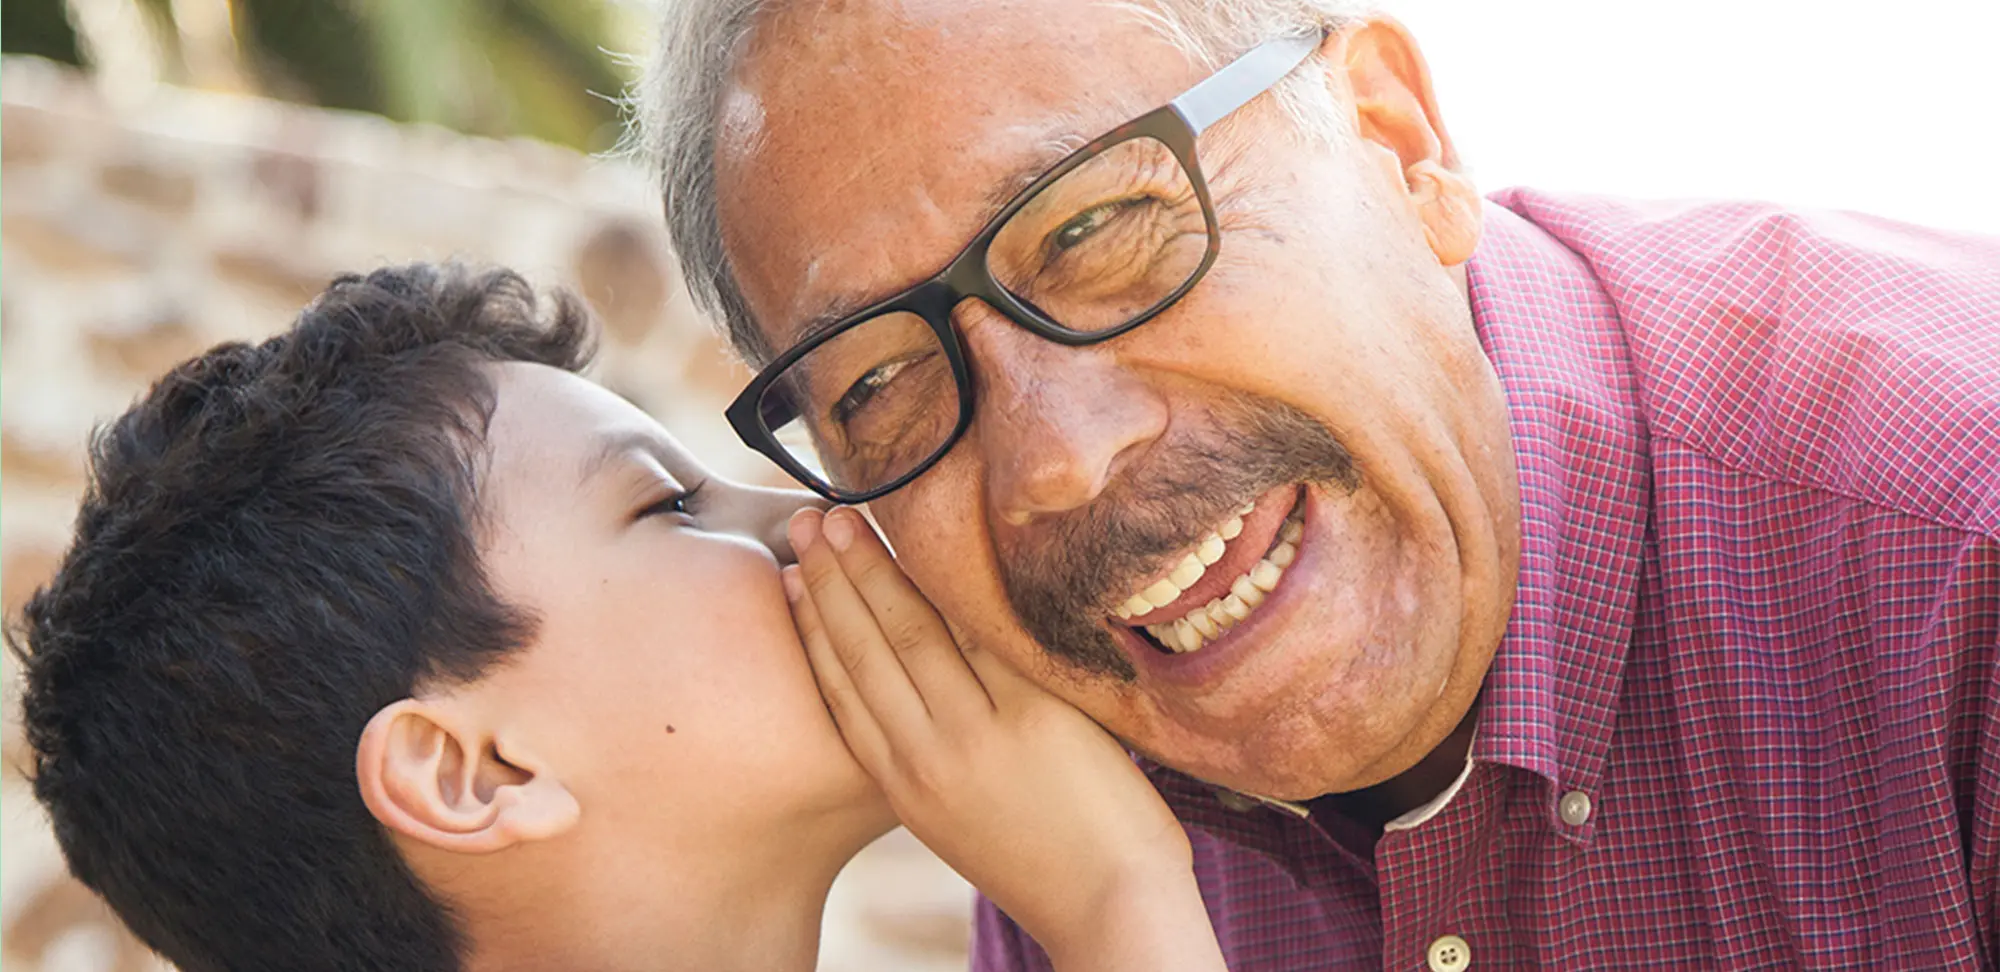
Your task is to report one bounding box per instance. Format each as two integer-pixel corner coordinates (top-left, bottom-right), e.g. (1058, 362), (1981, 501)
(994, 393), (1355, 682)
(1110, 485), (1306, 654)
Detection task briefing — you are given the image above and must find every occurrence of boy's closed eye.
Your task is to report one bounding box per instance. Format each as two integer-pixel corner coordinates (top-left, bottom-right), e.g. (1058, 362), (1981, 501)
(636, 480), (705, 523)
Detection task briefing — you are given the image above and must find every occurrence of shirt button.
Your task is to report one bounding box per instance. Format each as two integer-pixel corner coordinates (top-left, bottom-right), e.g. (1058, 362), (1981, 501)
(1559, 789), (1593, 826)
(1427, 934), (1472, 972)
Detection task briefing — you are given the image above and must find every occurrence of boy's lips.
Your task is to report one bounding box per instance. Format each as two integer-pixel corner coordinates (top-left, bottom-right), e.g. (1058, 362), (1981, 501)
(1108, 484), (1305, 649)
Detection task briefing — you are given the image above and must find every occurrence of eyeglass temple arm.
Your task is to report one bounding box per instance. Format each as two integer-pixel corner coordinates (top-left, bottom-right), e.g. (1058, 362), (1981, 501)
(1170, 32), (1322, 135)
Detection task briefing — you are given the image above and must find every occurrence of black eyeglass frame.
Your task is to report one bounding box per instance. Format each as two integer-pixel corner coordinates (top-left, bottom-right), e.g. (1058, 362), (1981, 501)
(726, 32), (1322, 503)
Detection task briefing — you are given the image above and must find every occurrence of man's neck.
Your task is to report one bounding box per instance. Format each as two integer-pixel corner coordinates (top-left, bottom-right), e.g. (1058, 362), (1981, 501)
(1311, 696), (1481, 831)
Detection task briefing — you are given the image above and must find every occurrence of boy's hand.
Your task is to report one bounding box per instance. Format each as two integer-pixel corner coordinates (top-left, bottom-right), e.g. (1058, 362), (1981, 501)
(784, 507), (1225, 972)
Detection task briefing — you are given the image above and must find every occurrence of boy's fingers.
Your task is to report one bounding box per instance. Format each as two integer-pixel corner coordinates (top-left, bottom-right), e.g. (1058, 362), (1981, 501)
(788, 509), (934, 744)
(959, 638), (1050, 709)
(785, 565), (891, 773)
(821, 508), (993, 717)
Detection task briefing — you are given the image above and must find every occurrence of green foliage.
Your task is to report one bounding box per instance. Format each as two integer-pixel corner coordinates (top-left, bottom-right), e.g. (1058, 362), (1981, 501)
(3, 0), (88, 66)
(0, 0), (636, 152)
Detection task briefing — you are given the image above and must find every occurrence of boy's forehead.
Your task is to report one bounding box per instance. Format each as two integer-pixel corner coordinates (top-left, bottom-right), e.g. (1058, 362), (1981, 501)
(484, 363), (685, 488)
(489, 362), (645, 436)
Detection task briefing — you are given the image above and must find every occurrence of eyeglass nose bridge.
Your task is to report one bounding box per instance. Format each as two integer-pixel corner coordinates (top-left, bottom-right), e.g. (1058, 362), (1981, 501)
(935, 291), (1058, 388)
(884, 269), (1120, 477)
(917, 255), (1128, 352)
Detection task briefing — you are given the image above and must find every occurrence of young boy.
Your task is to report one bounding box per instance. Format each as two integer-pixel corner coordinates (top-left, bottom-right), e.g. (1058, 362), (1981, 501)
(9, 263), (1224, 972)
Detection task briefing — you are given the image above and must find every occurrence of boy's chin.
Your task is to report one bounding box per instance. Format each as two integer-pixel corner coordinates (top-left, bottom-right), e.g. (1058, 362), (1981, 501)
(833, 771), (901, 845)
(764, 753), (898, 853)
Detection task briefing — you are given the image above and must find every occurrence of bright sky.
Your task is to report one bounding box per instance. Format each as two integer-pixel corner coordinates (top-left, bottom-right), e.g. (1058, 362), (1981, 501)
(1390, 0), (2000, 235)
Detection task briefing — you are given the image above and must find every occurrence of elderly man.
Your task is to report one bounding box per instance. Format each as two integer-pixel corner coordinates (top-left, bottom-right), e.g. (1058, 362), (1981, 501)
(640, 1), (2000, 968)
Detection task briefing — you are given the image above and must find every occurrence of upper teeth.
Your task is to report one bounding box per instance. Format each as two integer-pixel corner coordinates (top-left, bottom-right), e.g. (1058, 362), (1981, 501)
(1112, 503), (1304, 655)
(1114, 502), (1254, 618)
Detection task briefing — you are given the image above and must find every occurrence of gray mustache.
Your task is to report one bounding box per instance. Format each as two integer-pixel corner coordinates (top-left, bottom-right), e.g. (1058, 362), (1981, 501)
(998, 392), (1358, 680)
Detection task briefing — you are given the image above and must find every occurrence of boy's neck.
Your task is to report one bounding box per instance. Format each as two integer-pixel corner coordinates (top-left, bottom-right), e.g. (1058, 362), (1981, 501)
(451, 808), (885, 972)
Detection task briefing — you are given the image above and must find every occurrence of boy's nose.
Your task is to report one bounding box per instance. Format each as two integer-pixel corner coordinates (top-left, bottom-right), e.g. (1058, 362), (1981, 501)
(737, 484), (830, 564)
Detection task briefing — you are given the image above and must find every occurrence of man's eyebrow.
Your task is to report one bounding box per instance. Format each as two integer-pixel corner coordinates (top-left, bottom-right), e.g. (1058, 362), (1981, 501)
(576, 429), (675, 489)
(773, 127), (1092, 354)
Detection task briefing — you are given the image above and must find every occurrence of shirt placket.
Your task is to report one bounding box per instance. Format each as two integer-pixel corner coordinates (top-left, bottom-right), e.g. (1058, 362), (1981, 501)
(1371, 765), (1505, 972)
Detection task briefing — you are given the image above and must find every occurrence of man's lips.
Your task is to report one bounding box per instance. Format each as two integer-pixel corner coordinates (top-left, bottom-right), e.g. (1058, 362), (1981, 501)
(1106, 482), (1329, 688)
(1114, 484), (1304, 628)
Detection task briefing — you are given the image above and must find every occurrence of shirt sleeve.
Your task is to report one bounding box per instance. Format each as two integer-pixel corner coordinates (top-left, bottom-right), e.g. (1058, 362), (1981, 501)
(1975, 631), (2000, 965)
(970, 894), (1056, 972)
(1962, 543), (2000, 964)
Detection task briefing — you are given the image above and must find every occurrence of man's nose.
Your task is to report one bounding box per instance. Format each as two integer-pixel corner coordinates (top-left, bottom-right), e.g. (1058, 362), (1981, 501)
(955, 301), (1168, 526)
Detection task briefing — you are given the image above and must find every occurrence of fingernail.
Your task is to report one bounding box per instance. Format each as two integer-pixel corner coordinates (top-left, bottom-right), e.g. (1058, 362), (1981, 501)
(780, 565), (804, 602)
(822, 509), (854, 551)
(787, 508), (820, 554)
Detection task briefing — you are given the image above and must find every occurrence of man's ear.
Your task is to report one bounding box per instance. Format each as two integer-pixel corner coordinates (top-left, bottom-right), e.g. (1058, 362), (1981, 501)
(1322, 16), (1482, 267)
(355, 699), (580, 855)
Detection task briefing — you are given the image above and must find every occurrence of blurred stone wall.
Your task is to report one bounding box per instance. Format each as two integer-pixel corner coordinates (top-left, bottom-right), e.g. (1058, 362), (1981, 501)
(0, 55), (972, 972)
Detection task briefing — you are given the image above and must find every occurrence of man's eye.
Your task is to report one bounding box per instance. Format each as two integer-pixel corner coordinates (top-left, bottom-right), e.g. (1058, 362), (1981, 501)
(832, 358), (913, 424)
(1049, 199), (1139, 253)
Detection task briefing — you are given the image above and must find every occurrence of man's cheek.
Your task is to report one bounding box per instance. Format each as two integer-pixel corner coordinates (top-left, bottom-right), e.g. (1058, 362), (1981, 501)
(916, 546), (1032, 655)
(874, 499), (993, 611)
(865, 494), (929, 560)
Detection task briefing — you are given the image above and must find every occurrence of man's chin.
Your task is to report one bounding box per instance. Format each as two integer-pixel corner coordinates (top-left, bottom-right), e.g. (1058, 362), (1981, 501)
(1169, 749), (1379, 804)
(1125, 675), (1452, 802)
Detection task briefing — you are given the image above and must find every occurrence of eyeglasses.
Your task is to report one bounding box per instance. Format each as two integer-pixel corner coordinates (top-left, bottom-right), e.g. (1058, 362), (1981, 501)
(726, 32), (1322, 503)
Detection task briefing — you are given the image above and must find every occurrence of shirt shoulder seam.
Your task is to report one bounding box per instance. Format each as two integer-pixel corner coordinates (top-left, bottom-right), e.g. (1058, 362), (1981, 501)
(1648, 428), (2000, 544)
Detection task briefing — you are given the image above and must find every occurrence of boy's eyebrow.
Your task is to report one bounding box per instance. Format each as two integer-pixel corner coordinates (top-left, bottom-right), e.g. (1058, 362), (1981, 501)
(576, 430), (674, 488)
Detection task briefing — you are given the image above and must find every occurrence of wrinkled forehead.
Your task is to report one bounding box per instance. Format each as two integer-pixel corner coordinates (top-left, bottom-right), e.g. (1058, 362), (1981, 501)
(715, 0), (1206, 353)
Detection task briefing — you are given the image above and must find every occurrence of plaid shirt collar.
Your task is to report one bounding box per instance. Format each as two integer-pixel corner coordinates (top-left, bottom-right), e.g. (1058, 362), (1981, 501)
(1147, 201), (1655, 842)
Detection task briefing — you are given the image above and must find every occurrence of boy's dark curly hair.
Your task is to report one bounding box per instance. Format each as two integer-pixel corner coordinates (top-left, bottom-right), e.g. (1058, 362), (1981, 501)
(10, 263), (596, 972)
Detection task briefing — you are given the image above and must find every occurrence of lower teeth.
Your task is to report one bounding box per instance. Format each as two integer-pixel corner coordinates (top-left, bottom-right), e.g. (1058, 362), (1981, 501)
(1141, 509), (1303, 654)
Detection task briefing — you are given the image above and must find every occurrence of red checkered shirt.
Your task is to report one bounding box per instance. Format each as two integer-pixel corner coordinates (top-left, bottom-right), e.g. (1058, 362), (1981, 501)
(972, 189), (2000, 971)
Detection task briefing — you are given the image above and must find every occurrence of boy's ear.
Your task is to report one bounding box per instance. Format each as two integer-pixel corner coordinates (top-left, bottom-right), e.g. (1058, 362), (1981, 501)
(355, 698), (579, 855)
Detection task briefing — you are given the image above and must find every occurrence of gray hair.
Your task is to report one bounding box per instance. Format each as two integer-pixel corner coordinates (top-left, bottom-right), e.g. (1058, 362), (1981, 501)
(629, 0), (1366, 364)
